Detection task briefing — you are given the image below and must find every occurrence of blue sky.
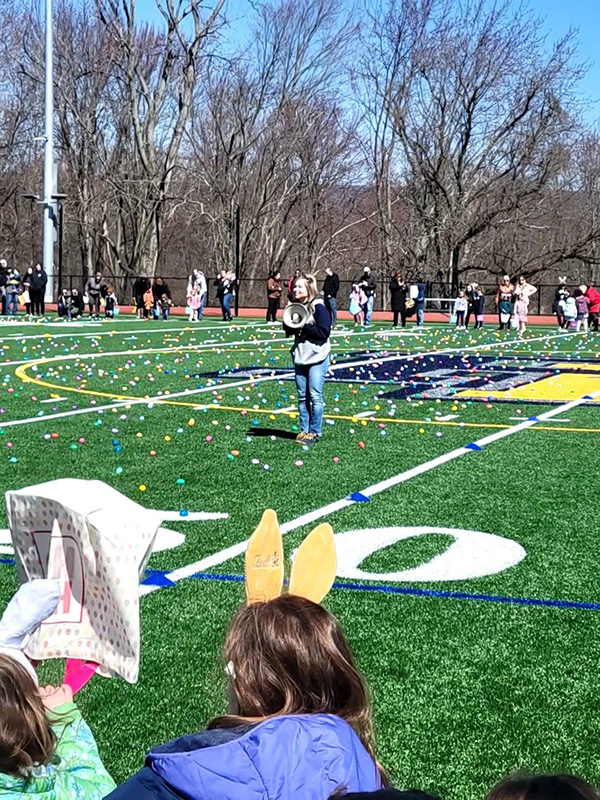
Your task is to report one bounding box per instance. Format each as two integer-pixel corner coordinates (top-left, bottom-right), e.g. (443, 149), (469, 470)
(529, 0), (600, 123)
(137, 0), (600, 124)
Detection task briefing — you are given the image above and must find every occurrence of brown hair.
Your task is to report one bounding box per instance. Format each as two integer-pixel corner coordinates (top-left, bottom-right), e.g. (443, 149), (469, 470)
(487, 773), (600, 800)
(0, 655), (56, 777)
(210, 595), (379, 767)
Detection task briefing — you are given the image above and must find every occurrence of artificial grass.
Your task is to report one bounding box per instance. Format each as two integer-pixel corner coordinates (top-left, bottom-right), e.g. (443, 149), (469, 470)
(0, 317), (599, 798)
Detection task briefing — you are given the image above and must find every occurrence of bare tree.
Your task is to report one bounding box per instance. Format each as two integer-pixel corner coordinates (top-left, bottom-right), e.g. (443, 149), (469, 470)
(51, 0), (119, 278)
(0, 2), (44, 265)
(184, 0), (357, 290)
(95, 0), (225, 277)
(364, 0), (586, 291)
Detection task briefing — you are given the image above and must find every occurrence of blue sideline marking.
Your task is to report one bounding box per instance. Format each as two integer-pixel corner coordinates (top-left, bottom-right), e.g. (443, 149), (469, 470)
(188, 572), (600, 611)
(141, 570), (176, 587)
(6, 560), (595, 611)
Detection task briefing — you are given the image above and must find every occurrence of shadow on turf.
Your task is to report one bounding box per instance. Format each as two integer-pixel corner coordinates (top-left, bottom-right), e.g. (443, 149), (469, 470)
(246, 427), (297, 440)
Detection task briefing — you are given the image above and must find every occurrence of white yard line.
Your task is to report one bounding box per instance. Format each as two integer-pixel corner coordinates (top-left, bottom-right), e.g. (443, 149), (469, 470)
(0, 321), (402, 353)
(3, 327), (578, 371)
(0, 320), (264, 344)
(355, 410), (376, 418)
(0, 325), (403, 369)
(510, 417), (571, 423)
(0, 371), (298, 429)
(139, 385), (600, 595)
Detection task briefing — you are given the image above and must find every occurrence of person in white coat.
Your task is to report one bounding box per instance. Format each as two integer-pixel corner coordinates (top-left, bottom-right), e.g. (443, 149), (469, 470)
(187, 269), (208, 320)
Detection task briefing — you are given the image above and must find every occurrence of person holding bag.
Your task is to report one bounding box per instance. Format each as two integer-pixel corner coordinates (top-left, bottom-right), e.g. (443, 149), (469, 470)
(6, 268), (21, 316)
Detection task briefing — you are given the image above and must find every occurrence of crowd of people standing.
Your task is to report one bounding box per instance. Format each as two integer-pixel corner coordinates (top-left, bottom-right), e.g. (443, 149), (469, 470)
(269, 266), (392, 327)
(552, 277), (600, 332)
(0, 260), (48, 318)
(58, 274), (174, 321)
(3, 257), (600, 332)
(267, 267), (600, 336)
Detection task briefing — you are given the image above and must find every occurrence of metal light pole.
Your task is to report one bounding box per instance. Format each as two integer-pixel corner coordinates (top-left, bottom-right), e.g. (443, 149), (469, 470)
(57, 200), (64, 291)
(234, 205), (240, 317)
(42, 0), (55, 302)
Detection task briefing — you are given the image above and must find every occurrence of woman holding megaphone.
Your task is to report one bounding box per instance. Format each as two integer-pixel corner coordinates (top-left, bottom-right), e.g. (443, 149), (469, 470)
(283, 274), (331, 445)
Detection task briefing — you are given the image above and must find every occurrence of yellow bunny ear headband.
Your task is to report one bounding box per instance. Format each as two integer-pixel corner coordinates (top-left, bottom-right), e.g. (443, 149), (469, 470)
(244, 509), (337, 605)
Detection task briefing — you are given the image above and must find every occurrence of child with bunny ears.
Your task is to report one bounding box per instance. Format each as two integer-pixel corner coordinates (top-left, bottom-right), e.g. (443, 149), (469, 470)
(0, 579), (115, 799)
(108, 512), (385, 800)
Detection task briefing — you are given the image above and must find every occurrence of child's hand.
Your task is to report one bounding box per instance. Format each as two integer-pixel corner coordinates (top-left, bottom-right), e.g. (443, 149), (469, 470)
(39, 684), (74, 710)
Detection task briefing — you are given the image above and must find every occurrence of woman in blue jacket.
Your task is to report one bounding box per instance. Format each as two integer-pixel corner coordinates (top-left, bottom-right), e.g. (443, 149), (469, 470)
(285, 273), (331, 445)
(107, 593), (384, 800)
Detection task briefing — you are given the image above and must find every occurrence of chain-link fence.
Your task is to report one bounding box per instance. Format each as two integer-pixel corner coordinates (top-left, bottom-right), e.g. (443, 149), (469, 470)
(60, 272), (567, 315)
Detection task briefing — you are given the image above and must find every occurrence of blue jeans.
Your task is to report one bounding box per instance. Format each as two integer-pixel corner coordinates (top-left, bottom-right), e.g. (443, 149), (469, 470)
(162, 308), (169, 320)
(222, 292), (232, 320)
(6, 294), (18, 315)
(326, 297), (337, 324)
(198, 293), (206, 320)
(416, 302), (424, 326)
(295, 356), (330, 435)
(364, 295), (374, 325)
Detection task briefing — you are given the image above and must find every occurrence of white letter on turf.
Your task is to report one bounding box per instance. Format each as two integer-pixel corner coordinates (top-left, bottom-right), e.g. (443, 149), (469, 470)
(334, 527), (526, 582)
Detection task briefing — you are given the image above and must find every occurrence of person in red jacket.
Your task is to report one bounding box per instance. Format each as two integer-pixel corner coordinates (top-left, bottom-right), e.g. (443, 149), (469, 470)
(581, 284), (600, 331)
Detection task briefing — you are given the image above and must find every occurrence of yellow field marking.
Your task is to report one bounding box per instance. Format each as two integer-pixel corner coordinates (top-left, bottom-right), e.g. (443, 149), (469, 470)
(14, 344), (600, 436)
(458, 373), (600, 403)
(552, 362), (600, 371)
(15, 363), (132, 401)
(14, 362), (600, 434)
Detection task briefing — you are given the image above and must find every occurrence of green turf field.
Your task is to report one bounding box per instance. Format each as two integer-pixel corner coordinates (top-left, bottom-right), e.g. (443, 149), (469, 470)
(1, 315), (600, 799)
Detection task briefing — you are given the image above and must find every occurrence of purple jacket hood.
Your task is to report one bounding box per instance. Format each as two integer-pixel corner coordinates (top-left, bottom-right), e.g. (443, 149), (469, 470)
(147, 713), (382, 799)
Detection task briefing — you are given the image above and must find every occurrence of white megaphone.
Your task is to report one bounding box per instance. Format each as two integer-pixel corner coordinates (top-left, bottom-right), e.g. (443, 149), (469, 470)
(282, 302), (309, 330)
